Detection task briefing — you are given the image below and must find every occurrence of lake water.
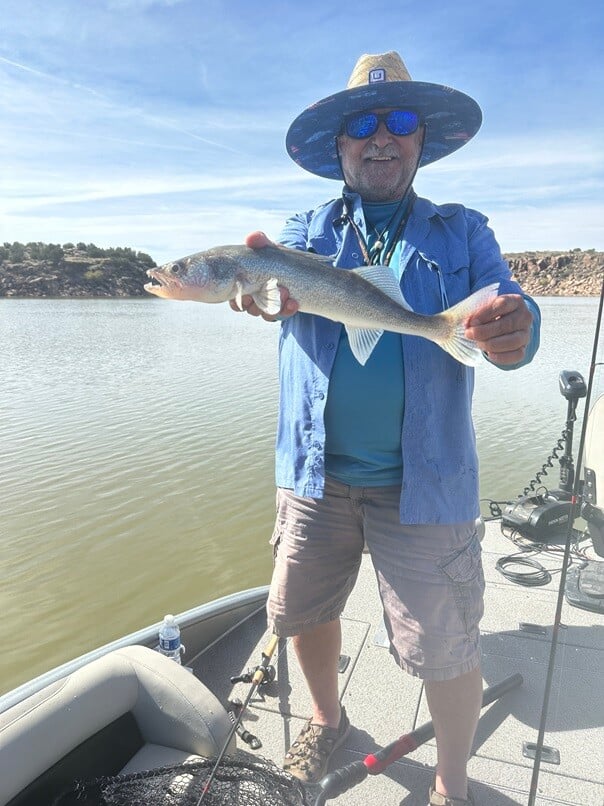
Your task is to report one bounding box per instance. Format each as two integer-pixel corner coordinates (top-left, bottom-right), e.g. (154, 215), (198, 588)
(0, 296), (601, 695)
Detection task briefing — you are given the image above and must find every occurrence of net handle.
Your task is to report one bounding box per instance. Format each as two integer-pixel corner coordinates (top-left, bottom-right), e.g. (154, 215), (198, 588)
(313, 673), (523, 804)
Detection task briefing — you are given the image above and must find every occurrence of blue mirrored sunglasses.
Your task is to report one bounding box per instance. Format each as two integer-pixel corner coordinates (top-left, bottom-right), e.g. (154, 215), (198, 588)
(343, 109), (420, 139)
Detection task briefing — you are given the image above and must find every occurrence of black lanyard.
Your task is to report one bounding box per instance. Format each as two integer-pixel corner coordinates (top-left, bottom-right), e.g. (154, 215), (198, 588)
(345, 191), (416, 267)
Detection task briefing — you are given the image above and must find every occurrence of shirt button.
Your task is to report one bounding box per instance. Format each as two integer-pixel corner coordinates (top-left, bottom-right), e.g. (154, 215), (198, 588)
(317, 392), (325, 400)
(351, 252), (359, 259)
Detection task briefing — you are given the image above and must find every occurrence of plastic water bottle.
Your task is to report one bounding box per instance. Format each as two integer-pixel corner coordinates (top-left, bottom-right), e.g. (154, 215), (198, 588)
(158, 614), (185, 663)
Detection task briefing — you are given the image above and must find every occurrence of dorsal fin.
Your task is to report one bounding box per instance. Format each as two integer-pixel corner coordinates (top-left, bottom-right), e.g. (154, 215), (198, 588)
(351, 266), (412, 309)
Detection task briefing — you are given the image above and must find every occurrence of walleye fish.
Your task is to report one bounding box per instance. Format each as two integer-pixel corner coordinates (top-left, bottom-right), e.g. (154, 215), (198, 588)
(145, 243), (499, 366)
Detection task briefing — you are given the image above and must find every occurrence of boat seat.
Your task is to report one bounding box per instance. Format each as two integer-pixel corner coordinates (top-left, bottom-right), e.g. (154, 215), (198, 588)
(0, 645), (234, 806)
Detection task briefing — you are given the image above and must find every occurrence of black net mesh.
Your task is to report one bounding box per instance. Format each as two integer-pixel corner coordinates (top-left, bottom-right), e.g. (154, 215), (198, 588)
(52, 756), (309, 806)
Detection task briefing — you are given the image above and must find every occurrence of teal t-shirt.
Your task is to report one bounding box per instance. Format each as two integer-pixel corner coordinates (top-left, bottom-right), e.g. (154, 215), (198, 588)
(324, 198), (408, 486)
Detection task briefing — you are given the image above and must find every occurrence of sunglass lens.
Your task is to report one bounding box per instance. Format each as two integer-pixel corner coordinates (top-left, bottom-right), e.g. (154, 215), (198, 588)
(387, 109), (419, 135)
(345, 113), (378, 139)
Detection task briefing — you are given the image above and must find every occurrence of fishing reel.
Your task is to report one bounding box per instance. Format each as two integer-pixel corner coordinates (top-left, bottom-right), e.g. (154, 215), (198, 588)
(230, 663), (277, 686)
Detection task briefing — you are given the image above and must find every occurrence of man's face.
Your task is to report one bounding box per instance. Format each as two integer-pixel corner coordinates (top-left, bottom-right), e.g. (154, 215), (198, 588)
(337, 108), (424, 202)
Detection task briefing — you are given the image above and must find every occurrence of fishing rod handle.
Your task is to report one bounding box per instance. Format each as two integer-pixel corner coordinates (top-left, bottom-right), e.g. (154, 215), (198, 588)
(313, 760), (368, 805)
(252, 633), (280, 684)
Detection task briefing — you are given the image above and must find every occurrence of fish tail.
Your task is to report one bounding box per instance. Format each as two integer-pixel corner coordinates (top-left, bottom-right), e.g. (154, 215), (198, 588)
(435, 282), (500, 366)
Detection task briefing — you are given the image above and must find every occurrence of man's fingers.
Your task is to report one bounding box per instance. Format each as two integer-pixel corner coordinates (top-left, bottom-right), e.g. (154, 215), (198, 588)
(484, 346), (529, 366)
(245, 231), (272, 249)
(229, 287), (299, 320)
(465, 313), (522, 342)
(465, 296), (532, 342)
(465, 294), (522, 327)
(229, 294), (254, 313)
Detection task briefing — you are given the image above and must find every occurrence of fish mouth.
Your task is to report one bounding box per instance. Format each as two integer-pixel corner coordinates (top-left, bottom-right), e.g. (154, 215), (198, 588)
(144, 269), (185, 297)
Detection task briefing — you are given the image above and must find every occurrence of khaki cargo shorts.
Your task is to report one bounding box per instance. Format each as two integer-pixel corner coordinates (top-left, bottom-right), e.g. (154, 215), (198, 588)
(267, 476), (485, 682)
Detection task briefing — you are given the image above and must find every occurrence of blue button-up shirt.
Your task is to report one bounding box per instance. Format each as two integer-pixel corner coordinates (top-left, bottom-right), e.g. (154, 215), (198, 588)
(275, 190), (541, 524)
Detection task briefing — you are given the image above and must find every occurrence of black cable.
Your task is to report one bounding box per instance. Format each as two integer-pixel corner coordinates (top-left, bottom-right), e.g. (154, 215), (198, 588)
(486, 505), (590, 587)
(495, 553), (552, 586)
(479, 498), (508, 520)
(521, 427), (569, 497)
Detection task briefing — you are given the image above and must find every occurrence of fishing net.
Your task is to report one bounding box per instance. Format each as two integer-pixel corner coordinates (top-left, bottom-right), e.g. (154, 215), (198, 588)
(52, 755), (309, 806)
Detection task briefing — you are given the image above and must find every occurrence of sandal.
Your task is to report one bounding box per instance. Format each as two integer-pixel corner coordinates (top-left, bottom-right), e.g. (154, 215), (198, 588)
(429, 779), (475, 805)
(283, 707), (351, 783)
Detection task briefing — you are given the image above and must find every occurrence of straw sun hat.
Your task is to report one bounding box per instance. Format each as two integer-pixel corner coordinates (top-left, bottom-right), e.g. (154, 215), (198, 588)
(286, 51), (482, 180)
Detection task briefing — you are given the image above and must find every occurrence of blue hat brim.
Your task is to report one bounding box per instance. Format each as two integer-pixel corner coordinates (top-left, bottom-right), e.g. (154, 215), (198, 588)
(285, 81), (482, 180)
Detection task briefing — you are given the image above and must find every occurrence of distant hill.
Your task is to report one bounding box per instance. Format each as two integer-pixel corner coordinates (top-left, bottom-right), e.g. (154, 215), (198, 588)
(0, 241), (602, 298)
(0, 242), (155, 298)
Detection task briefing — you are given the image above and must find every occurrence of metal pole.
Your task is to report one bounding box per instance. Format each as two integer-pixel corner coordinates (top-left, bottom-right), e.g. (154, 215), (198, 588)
(527, 272), (604, 806)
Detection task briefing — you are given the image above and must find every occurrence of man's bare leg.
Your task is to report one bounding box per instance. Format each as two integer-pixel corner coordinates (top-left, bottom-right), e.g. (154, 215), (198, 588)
(293, 618), (342, 727)
(425, 666), (482, 800)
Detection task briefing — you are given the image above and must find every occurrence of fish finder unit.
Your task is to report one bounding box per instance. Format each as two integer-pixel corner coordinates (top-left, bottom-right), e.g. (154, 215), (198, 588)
(502, 370), (587, 541)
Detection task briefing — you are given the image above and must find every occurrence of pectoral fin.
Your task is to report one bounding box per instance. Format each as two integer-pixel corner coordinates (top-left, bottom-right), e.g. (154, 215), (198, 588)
(345, 326), (384, 365)
(234, 281), (245, 311)
(252, 278), (282, 315)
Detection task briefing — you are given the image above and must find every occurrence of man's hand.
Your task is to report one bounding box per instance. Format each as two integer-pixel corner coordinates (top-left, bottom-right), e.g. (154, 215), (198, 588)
(228, 231), (299, 321)
(464, 294), (533, 366)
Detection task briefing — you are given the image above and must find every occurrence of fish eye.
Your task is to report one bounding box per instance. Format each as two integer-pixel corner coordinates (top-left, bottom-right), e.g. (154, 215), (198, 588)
(169, 262), (182, 274)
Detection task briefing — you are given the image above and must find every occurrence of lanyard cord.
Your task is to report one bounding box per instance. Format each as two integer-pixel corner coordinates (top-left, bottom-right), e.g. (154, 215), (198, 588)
(345, 190), (416, 267)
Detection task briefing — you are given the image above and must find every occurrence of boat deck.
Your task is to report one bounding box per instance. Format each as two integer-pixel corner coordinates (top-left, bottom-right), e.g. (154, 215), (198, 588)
(196, 520), (604, 805)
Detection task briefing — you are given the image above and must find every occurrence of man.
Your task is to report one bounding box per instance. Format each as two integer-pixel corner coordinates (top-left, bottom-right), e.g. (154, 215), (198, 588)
(233, 52), (540, 806)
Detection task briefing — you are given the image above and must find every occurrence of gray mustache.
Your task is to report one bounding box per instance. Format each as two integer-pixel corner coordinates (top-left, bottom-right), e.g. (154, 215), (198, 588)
(363, 149), (398, 159)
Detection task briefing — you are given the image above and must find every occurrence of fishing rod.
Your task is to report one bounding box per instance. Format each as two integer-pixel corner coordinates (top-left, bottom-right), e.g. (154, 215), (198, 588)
(196, 633), (279, 806)
(313, 672), (523, 805)
(527, 271), (604, 806)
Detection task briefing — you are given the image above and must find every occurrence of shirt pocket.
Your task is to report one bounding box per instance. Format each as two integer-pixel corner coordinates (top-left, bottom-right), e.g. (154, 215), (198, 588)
(417, 252), (472, 310)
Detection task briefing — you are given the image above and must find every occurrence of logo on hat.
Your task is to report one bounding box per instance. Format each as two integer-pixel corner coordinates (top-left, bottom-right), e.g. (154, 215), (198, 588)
(368, 68), (386, 83)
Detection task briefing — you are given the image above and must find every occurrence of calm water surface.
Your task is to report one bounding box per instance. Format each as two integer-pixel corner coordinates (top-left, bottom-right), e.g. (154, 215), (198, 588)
(0, 297), (601, 694)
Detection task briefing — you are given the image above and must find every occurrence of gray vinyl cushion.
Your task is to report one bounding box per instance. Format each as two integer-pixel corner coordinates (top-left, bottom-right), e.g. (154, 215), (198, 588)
(0, 645), (234, 806)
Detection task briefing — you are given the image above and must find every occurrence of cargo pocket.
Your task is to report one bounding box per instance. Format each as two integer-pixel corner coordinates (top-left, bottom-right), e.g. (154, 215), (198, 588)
(269, 487), (285, 565)
(269, 522), (282, 562)
(438, 532), (485, 635)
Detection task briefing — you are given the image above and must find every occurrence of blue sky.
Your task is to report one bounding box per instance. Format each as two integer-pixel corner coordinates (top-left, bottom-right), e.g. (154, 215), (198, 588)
(1, 0), (603, 264)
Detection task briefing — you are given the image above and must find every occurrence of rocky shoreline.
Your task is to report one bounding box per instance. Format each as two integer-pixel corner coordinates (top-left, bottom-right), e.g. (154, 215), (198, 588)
(0, 242), (602, 298)
(505, 249), (602, 297)
(0, 243), (154, 298)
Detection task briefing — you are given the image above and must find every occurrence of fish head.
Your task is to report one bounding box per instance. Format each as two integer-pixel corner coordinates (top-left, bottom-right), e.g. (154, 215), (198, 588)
(144, 250), (233, 302)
